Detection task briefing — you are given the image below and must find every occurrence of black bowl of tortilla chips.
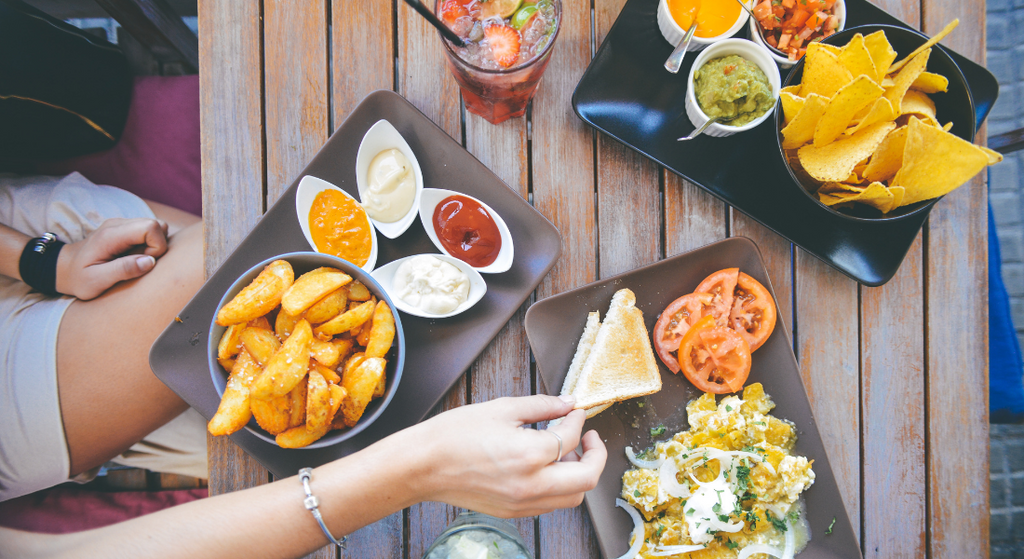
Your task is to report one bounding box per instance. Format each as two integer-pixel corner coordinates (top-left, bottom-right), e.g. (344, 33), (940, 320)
(775, 24), (979, 222)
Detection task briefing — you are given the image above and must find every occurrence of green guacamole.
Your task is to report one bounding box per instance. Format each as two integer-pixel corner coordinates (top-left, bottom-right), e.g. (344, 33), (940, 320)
(694, 54), (774, 127)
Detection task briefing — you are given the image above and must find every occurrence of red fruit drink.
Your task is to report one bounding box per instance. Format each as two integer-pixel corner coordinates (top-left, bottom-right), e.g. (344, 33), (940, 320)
(437, 0), (562, 124)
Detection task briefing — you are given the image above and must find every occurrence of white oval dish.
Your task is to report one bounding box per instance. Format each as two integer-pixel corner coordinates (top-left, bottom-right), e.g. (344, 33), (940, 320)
(747, 0), (846, 68)
(295, 175), (378, 272)
(418, 188), (514, 274)
(685, 38), (781, 138)
(370, 253), (487, 319)
(657, 0), (751, 53)
(355, 119), (424, 239)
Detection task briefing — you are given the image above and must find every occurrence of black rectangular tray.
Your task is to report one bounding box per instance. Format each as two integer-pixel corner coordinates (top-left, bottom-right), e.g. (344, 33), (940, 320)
(572, 0), (997, 286)
(150, 90), (562, 478)
(527, 237), (860, 559)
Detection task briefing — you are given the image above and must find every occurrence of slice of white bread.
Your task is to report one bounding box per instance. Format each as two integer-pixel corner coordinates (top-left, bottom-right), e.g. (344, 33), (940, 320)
(572, 288), (662, 410)
(560, 311), (601, 398)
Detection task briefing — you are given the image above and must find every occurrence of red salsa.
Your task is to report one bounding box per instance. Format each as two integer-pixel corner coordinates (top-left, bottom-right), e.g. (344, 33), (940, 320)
(432, 194), (502, 267)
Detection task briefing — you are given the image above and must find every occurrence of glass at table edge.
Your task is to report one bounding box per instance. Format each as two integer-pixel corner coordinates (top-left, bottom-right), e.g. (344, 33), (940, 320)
(434, 0), (563, 75)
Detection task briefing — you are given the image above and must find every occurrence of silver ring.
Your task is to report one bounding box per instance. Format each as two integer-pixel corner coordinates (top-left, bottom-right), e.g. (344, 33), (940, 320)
(546, 430), (563, 463)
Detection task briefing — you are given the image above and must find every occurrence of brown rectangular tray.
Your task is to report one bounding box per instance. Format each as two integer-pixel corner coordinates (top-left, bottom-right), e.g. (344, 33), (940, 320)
(150, 90), (561, 477)
(526, 237), (861, 559)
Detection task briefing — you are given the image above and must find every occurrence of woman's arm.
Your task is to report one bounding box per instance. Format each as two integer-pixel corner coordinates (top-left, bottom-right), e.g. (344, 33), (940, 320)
(1, 394), (606, 559)
(0, 222), (31, 282)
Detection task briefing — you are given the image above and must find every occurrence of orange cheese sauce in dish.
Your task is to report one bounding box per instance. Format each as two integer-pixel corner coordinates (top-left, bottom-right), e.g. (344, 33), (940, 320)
(308, 189), (373, 267)
(668, 0), (741, 38)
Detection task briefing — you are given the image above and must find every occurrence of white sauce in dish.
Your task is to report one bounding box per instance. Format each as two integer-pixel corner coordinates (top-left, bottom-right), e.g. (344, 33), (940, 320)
(683, 474), (741, 544)
(361, 148), (416, 223)
(393, 255), (470, 315)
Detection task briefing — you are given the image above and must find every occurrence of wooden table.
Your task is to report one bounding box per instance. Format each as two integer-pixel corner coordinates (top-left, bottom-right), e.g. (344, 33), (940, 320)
(198, 0), (989, 556)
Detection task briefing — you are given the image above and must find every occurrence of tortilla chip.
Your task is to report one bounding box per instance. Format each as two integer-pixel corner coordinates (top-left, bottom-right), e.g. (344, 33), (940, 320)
(818, 191), (852, 206)
(781, 85), (802, 96)
(863, 124), (909, 183)
(814, 76), (885, 146)
(888, 19), (959, 75)
(780, 91), (806, 126)
(798, 121), (896, 182)
(884, 49), (930, 113)
(838, 34), (878, 81)
(846, 97), (896, 136)
(888, 185), (906, 210)
(801, 44), (854, 99)
(819, 181), (864, 194)
(881, 77), (895, 87)
(818, 43), (843, 56)
(901, 89), (938, 126)
(911, 72), (949, 93)
(818, 182), (895, 212)
(864, 30), (898, 81)
(942, 122), (953, 132)
(782, 93), (829, 149)
(894, 117), (993, 205)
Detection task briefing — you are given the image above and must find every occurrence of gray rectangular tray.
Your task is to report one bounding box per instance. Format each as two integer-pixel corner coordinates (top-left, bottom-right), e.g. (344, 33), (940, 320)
(526, 237), (861, 559)
(150, 90), (561, 477)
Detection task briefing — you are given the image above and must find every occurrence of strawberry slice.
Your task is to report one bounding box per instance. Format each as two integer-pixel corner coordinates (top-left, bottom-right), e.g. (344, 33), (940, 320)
(484, 24), (521, 68)
(440, 0), (468, 24)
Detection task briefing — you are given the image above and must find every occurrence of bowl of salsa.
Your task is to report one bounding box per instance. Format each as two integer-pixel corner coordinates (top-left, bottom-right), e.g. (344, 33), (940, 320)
(748, 0), (845, 67)
(657, 0), (749, 53)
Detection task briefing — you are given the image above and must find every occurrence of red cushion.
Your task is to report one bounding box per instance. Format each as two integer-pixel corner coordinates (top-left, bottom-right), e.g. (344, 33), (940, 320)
(0, 485), (207, 534)
(35, 75), (201, 216)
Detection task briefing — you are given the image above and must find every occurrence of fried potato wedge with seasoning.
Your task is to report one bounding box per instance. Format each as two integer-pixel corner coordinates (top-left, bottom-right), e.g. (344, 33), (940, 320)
(216, 260), (293, 326)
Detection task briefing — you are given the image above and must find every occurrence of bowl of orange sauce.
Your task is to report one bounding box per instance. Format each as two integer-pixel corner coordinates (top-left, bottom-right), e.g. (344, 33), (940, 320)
(296, 175), (378, 271)
(657, 0), (750, 52)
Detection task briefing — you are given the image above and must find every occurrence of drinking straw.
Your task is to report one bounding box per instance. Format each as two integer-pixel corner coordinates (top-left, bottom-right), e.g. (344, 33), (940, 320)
(402, 0), (467, 47)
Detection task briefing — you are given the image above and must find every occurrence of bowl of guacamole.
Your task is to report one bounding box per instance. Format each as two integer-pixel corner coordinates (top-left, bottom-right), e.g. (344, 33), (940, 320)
(685, 39), (781, 137)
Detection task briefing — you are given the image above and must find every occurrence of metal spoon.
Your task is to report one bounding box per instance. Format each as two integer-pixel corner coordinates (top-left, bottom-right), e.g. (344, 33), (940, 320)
(677, 115), (739, 141)
(664, 6), (700, 74)
(732, 0), (789, 59)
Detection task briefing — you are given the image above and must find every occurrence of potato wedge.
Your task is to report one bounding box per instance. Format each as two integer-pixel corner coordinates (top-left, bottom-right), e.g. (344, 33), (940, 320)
(250, 392), (291, 435)
(281, 268), (352, 316)
(252, 319), (313, 399)
(276, 388), (344, 448)
(355, 319), (372, 346)
(373, 373), (386, 399)
(311, 361), (341, 385)
(343, 352), (366, 378)
(208, 352), (257, 436)
(332, 338), (354, 364)
(303, 287), (348, 325)
(310, 337), (342, 369)
(217, 357), (236, 373)
(287, 376), (307, 428)
(248, 316), (272, 331)
(275, 309), (300, 339)
(365, 301), (396, 359)
(329, 385), (347, 430)
(340, 357), (385, 427)
(216, 260), (294, 326)
(314, 300), (375, 337)
(240, 327), (281, 366)
(346, 280), (372, 301)
(217, 323), (246, 360)
(305, 369), (332, 431)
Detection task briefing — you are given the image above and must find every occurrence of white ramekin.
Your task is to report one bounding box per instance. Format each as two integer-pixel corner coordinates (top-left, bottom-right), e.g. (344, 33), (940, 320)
(747, 0), (846, 68)
(658, 0), (751, 52)
(685, 38), (782, 138)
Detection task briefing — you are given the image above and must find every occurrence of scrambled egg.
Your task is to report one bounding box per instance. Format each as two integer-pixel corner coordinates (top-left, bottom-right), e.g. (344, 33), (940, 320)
(621, 383), (815, 558)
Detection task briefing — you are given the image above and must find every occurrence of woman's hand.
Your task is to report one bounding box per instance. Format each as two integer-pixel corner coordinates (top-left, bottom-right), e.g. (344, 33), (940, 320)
(55, 218), (169, 300)
(408, 394), (607, 518)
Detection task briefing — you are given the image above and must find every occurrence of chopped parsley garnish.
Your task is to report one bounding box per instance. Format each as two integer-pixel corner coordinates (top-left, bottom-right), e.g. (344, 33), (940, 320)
(650, 425), (666, 437)
(712, 503), (721, 513)
(655, 525), (666, 538)
(736, 464), (751, 491)
(725, 539), (739, 550)
(766, 510), (788, 532)
(637, 402), (644, 408)
(788, 509), (801, 522)
(494, 542), (500, 550)
(716, 432), (726, 438)
(825, 517), (836, 535)
(633, 489), (641, 498)
(687, 508), (696, 515)
(741, 445), (766, 455)
(745, 510), (759, 529)
(725, 405), (733, 412)
(718, 514), (731, 522)
(753, 421), (767, 426)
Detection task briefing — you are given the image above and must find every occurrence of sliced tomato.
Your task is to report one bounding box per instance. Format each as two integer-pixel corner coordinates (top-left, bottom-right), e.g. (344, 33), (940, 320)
(653, 292), (716, 373)
(694, 268), (739, 324)
(729, 273), (777, 352)
(677, 315), (752, 394)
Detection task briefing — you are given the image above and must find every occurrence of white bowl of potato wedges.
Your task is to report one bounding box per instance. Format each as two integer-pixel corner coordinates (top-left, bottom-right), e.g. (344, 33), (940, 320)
(207, 252), (405, 449)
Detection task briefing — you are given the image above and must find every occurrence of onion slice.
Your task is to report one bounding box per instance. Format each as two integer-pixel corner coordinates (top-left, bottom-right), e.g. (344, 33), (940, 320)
(649, 544), (706, 556)
(614, 498), (645, 559)
(626, 446), (664, 469)
(737, 544), (786, 559)
(659, 459), (691, 499)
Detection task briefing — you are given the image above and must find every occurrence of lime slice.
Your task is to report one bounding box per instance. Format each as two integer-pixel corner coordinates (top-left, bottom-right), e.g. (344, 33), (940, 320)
(511, 5), (538, 29)
(480, 0), (522, 19)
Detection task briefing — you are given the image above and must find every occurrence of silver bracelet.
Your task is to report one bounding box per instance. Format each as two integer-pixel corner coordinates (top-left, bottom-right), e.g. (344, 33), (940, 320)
(299, 467), (347, 549)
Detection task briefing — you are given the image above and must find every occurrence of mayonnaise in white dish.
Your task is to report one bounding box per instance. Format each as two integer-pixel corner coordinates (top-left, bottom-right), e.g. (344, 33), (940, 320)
(393, 255), (470, 315)
(361, 148), (416, 223)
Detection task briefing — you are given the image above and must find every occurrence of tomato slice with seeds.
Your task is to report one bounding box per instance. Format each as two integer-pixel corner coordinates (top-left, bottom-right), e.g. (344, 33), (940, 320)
(677, 315), (751, 394)
(694, 268), (739, 324)
(653, 292), (716, 373)
(730, 272), (777, 352)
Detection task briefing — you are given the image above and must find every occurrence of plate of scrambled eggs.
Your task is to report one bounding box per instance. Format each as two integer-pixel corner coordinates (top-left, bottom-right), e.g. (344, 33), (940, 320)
(527, 238), (861, 559)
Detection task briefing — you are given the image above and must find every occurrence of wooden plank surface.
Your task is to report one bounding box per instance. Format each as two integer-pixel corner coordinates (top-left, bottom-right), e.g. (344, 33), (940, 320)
(198, 0), (269, 501)
(923, 0), (990, 555)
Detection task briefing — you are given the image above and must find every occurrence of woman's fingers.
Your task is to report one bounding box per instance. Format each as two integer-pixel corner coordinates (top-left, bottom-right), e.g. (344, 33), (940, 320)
(502, 394), (576, 425)
(542, 408), (586, 461)
(97, 218), (169, 259)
